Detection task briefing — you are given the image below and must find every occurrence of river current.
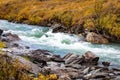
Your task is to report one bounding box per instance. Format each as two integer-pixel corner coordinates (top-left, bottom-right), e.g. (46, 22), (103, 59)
(0, 20), (120, 65)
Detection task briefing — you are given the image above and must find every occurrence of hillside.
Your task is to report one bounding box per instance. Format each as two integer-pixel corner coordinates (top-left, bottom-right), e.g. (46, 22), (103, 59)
(0, 0), (120, 42)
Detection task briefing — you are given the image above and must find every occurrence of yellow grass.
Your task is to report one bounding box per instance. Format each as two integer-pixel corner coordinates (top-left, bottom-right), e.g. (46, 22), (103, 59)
(0, 0), (120, 38)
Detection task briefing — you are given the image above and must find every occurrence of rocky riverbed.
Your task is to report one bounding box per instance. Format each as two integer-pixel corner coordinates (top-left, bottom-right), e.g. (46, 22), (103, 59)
(0, 29), (120, 80)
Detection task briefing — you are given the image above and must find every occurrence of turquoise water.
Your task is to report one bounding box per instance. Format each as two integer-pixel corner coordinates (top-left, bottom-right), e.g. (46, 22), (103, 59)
(0, 20), (120, 65)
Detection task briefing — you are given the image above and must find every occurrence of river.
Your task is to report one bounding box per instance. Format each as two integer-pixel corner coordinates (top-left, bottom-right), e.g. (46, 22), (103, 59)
(0, 20), (120, 65)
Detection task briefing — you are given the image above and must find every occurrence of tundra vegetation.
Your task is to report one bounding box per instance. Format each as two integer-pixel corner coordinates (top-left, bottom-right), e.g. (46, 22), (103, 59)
(0, 0), (120, 40)
(0, 42), (58, 80)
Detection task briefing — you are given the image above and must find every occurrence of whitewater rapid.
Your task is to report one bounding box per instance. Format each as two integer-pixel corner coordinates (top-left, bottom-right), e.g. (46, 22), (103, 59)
(0, 20), (120, 65)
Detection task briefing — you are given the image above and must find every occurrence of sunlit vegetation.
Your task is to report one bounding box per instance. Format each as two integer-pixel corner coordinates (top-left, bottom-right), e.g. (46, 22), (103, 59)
(33, 73), (58, 80)
(0, 42), (5, 48)
(0, 0), (120, 39)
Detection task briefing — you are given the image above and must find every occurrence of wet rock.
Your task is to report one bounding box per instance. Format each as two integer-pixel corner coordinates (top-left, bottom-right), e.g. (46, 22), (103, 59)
(1, 33), (20, 42)
(83, 67), (90, 74)
(92, 72), (109, 79)
(52, 23), (66, 33)
(81, 51), (99, 65)
(63, 53), (73, 60)
(51, 23), (61, 28)
(47, 23), (52, 27)
(25, 46), (30, 49)
(47, 62), (62, 67)
(90, 68), (102, 75)
(64, 53), (80, 64)
(50, 55), (64, 62)
(84, 73), (92, 79)
(113, 68), (120, 71)
(11, 43), (19, 47)
(114, 76), (120, 80)
(58, 75), (71, 80)
(30, 49), (50, 55)
(113, 71), (120, 75)
(65, 64), (82, 69)
(26, 49), (64, 67)
(68, 72), (79, 79)
(86, 32), (109, 44)
(102, 61), (110, 67)
(26, 49), (51, 67)
(0, 29), (3, 36)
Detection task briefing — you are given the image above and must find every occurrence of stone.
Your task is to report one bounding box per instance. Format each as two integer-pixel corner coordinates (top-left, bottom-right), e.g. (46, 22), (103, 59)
(114, 76), (120, 80)
(65, 64), (82, 69)
(51, 23), (61, 28)
(0, 29), (3, 36)
(1, 33), (20, 42)
(68, 72), (79, 79)
(52, 23), (66, 33)
(83, 67), (90, 74)
(81, 51), (99, 65)
(113, 71), (120, 75)
(63, 53), (73, 60)
(92, 72), (109, 79)
(86, 32), (109, 44)
(26, 49), (64, 67)
(50, 55), (64, 62)
(84, 73), (92, 79)
(102, 61), (110, 67)
(58, 75), (71, 80)
(64, 53), (80, 64)
(12, 43), (19, 47)
(26, 49), (51, 67)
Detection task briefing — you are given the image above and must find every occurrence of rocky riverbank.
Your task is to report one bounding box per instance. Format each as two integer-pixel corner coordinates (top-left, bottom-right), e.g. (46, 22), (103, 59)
(0, 29), (120, 80)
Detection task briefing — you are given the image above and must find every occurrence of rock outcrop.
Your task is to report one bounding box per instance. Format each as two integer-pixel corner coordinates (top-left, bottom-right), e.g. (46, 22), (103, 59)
(1, 33), (20, 42)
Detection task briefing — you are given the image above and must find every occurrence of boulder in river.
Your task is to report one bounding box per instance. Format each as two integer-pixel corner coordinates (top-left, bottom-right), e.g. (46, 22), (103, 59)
(52, 23), (67, 33)
(86, 32), (109, 44)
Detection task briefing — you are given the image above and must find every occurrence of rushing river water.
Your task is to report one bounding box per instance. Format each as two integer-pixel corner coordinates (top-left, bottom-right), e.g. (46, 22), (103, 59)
(0, 20), (120, 65)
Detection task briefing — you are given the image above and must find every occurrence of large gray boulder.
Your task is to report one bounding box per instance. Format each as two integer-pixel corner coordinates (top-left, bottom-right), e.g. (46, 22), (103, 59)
(86, 32), (109, 44)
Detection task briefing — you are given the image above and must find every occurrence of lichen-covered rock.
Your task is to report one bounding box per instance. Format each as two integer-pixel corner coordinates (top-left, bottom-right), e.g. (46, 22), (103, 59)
(86, 32), (109, 44)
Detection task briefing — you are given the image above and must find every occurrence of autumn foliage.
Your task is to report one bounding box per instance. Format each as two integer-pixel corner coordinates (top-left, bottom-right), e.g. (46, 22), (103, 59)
(0, 0), (120, 39)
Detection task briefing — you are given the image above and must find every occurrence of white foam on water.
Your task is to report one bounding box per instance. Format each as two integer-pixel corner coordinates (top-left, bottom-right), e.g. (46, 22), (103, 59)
(0, 20), (120, 64)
